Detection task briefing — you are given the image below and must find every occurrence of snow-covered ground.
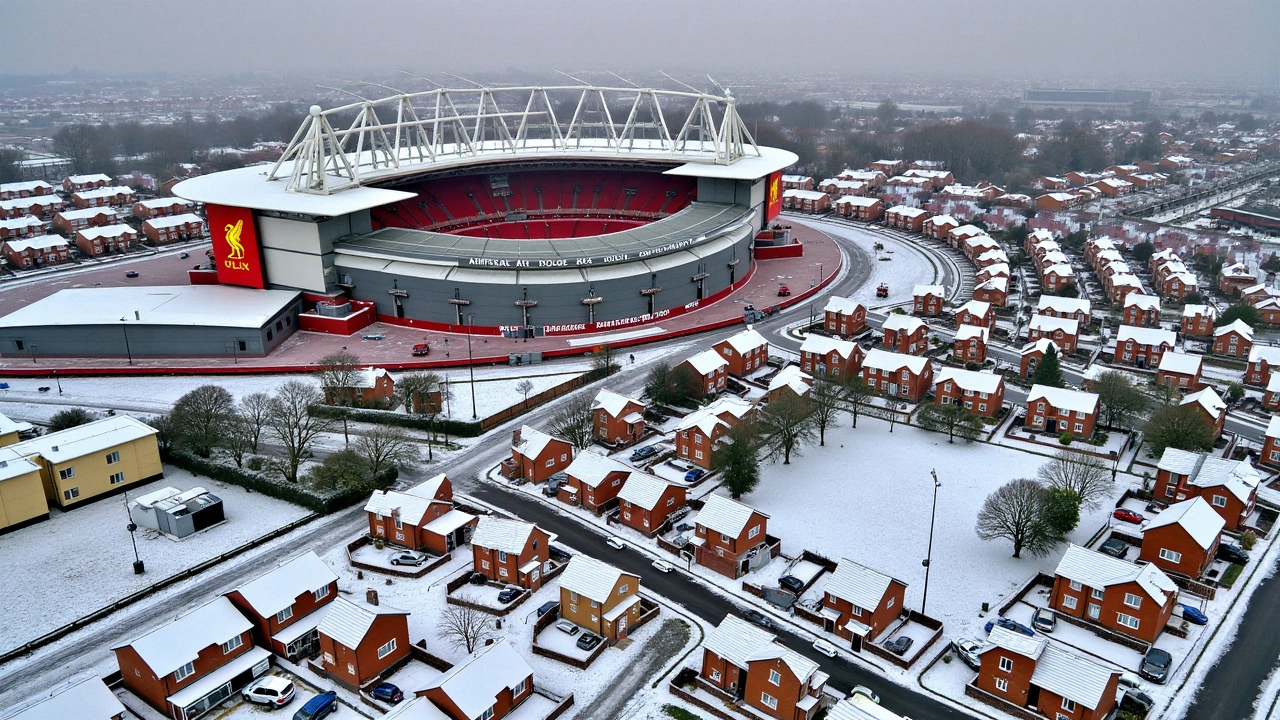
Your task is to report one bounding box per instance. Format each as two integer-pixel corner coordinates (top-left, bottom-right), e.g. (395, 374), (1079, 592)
(801, 219), (940, 308)
(0, 467), (313, 654)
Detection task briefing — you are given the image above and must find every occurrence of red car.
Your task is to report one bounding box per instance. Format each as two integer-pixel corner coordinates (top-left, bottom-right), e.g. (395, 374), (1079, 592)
(777, 284), (791, 297)
(1113, 508), (1144, 524)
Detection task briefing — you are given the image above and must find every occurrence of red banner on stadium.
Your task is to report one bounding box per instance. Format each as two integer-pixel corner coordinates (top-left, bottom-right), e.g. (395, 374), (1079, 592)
(765, 171), (783, 220)
(206, 204), (265, 289)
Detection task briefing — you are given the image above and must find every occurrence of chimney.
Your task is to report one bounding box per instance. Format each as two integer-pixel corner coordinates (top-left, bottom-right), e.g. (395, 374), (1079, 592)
(134, 310), (140, 321)
(366, 588), (379, 606)
(511, 428), (522, 446)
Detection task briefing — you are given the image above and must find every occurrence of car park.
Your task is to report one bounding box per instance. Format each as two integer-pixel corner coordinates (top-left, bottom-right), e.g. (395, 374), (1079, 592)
(742, 609), (776, 630)
(652, 559), (675, 573)
(370, 682), (403, 704)
(292, 691), (338, 720)
(1139, 647), (1172, 684)
(1113, 508), (1144, 524)
(1099, 537), (1129, 559)
(389, 550), (429, 566)
(537, 601), (559, 617)
(851, 686), (880, 704)
(243, 676), (295, 709)
(576, 632), (602, 650)
(812, 639), (838, 658)
(1032, 607), (1056, 633)
(555, 620), (580, 635)
(606, 536), (625, 550)
(884, 636), (913, 656)
(951, 638), (981, 669)
(779, 575), (804, 594)
(1179, 604), (1208, 625)
(498, 587), (522, 604)
(1217, 543), (1250, 565)
(984, 617), (1035, 636)
(630, 445), (659, 462)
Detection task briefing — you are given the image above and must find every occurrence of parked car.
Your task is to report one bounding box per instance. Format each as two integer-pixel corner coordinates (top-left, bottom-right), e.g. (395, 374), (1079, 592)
(548, 545), (572, 562)
(951, 638), (981, 670)
(742, 609), (776, 630)
(555, 620), (580, 636)
(1179, 604), (1208, 625)
(292, 691), (338, 720)
(1120, 689), (1155, 717)
(851, 686), (880, 704)
(1117, 672), (1142, 691)
(984, 617), (1035, 636)
(606, 536), (626, 550)
(1113, 508), (1144, 524)
(1099, 537), (1129, 559)
(1032, 608), (1056, 633)
(1139, 648), (1172, 684)
(1217, 543), (1250, 565)
(498, 587), (522, 604)
(812, 638), (838, 658)
(777, 284), (791, 297)
(468, 572), (487, 585)
(652, 559), (675, 573)
(362, 333), (386, 341)
(684, 468), (706, 483)
(630, 445), (659, 462)
(370, 682), (403, 704)
(576, 632), (602, 651)
(884, 636), (913, 656)
(412, 343), (430, 357)
(779, 575), (805, 594)
(389, 550), (429, 566)
(179, 252), (190, 259)
(536, 601), (559, 618)
(243, 676), (295, 709)
(125, 270), (139, 278)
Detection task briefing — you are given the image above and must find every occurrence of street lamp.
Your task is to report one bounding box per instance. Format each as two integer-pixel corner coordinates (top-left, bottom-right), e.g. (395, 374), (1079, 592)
(53, 369), (61, 395)
(466, 314), (477, 420)
(119, 317), (133, 365)
(921, 470), (941, 616)
(124, 493), (144, 574)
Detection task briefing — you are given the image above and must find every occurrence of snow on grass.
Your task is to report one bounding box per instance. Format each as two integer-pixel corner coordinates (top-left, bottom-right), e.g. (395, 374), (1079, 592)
(802, 219), (939, 308)
(0, 466), (312, 655)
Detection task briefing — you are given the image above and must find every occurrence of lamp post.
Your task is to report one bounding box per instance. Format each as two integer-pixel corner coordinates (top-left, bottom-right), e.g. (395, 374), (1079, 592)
(53, 369), (61, 395)
(119, 317), (133, 365)
(124, 493), (144, 574)
(466, 314), (477, 420)
(921, 470), (941, 616)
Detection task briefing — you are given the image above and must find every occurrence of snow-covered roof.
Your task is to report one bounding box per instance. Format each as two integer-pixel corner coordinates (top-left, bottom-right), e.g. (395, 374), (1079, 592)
(833, 196), (880, 208)
(697, 494), (765, 538)
(3, 235), (66, 253)
(1043, 192), (1076, 202)
(9, 415), (156, 462)
(826, 695), (903, 720)
(144, 212), (205, 229)
(1095, 249), (1124, 264)
(800, 334), (858, 359)
(913, 284), (944, 297)
(1053, 545), (1177, 606)
(781, 175), (811, 183)
(1180, 387), (1225, 417)
(1028, 228), (1057, 241)
(471, 515), (539, 554)
(745, 640), (820, 684)
(344, 366), (389, 389)
(1030, 644), (1118, 711)
(862, 348), (930, 375)
(1110, 273), (1141, 289)
(824, 296), (864, 316)
(928, 214), (958, 226)
(1182, 304), (1215, 319)
(365, 488), (441, 525)
(420, 640), (532, 720)
(512, 425), (559, 460)
(317, 597), (407, 649)
(1123, 293), (1160, 311)
(135, 197), (194, 209)
(980, 625), (1045, 659)
(565, 450), (632, 489)
(957, 300), (991, 318)
(114, 597), (253, 676)
(885, 205), (928, 218)
(77, 224), (135, 240)
(1213, 318), (1254, 340)
(951, 224), (985, 238)
(1248, 345), (1280, 365)
(954, 325), (988, 343)
(1026, 385), (1098, 414)
(1029, 314), (1078, 335)
(975, 277), (1008, 293)
(980, 262), (1010, 277)
(673, 396), (753, 437)
(0, 677), (126, 720)
(1042, 263), (1074, 277)
(379, 697), (452, 720)
(882, 314), (926, 334)
(825, 559), (902, 610)
(0, 216), (43, 231)
(964, 236), (999, 251)
(685, 348), (729, 375)
(768, 365), (813, 397)
(66, 173), (111, 184)
(0, 197), (60, 212)
(704, 614), (776, 667)
(1116, 325), (1176, 347)
(407, 473), (450, 501)
(935, 367), (1003, 395)
(73, 186), (135, 200)
(232, 551), (337, 617)
(1144, 497), (1225, 549)
(721, 327), (768, 355)
(616, 471), (676, 511)
(976, 250), (1008, 264)
(784, 189), (827, 201)
(0, 180), (54, 194)
(55, 206), (118, 221)
(1156, 449), (1259, 502)
(1158, 351), (1202, 376)
(591, 389), (643, 419)
(0, 285), (300, 330)
(558, 555), (632, 603)
(1021, 338), (1058, 357)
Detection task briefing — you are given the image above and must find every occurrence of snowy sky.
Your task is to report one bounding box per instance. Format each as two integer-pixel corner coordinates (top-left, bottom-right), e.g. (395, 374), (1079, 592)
(3, 0), (1278, 83)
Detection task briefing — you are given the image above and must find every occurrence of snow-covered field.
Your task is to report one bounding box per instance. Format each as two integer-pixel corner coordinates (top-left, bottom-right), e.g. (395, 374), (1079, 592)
(0, 467), (313, 654)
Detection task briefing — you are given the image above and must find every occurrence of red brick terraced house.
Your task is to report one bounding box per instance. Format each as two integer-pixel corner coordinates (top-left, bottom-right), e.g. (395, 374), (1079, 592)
(799, 334), (864, 380)
(1157, 351), (1203, 391)
(2, 235), (70, 268)
(1041, 263), (1076, 293)
(1036, 192), (1079, 211)
(955, 299), (995, 329)
(506, 426), (573, 483)
(133, 197), (195, 219)
(833, 196), (884, 221)
(1246, 345), (1280, 386)
(226, 551), (339, 661)
(617, 471), (687, 536)
(1154, 449), (1261, 531)
(766, 365), (813, 404)
(1106, 274), (1143, 305)
(693, 494), (772, 579)
(471, 515), (554, 589)
(882, 314), (930, 355)
(1240, 283), (1280, 307)
(52, 206), (118, 234)
(143, 213), (206, 243)
(975, 249), (1009, 269)
(972, 277), (1009, 307)
(0, 180), (54, 200)
(559, 450), (633, 514)
(591, 389), (646, 447)
(870, 160), (906, 175)
(963, 236), (1000, 264)
(1027, 315), (1080, 355)
(1212, 319), (1254, 358)
(820, 559), (908, 647)
(675, 396), (755, 470)
(934, 367), (1005, 417)
(1122, 294), (1161, 327)
(700, 615), (829, 720)
(0, 215), (43, 241)
(1019, 339), (1058, 378)
(977, 262), (1011, 282)
(823, 296), (867, 337)
(1114, 325), (1176, 369)
(364, 474), (476, 554)
(63, 173), (112, 193)
(1025, 228), (1057, 253)
(883, 205), (928, 232)
(75, 224), (138, 256)
(72, 186), (137, 208)
(973, 626), (1121, 720)
(1049, 544), (1178, 644)
(420, 640), (535, 720)
(680, 348), (730, 398)
(714, 327), (770, 378)
(1034, 176), (1070, 191)
(112, 597), (271, 720)
(1083, 237), (1117, 266)
(1161, 271), (1198, 300)
(1182, 305), (1217, 337)
(1139, 497), (1225, 579)
(912, 284), (946, 316)
(923, 213), (959, 240)
(324, 366), (395, 407)
(1256, 298), (1280, 326)
(1265, 377), (1280, 412)
(781, 175), (814, 191)
(1219, 263), (1257, 296)
(0, 196), (62, 220)
(953, 325), (989, 363)
(949, 224), (987, 249)
(1038, 249), (1071, 274)
(1263, 416), (1280, 467)
(861, 349), (934, 402)
(1180, 387), (1227, 439)
(1037, 295), (1091, 330)
(1025, 385), (1100, 439)
(1030, 239), (1061, 265)
(781, 189), (830, 213)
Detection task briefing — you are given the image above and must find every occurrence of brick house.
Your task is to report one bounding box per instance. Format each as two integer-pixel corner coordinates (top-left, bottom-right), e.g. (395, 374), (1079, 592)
(912, 284), (945, 316)
(0, 215), (43, 241)
(883, 205), (928, 232)
(506, 426), (573, 483)
(591, 389), (646, 447)
(1036, 192), (1079, 211)
(1037, 295), (1091, 330)
(799, 334), (864, 380)
(713, 328), (770, 378)
(860, 349), (934, 402)
(820, 559), (908, 646)
(1212, 319), (1254, 358)
(679, 349), (730, 398)
(75, 224), (139, 256)
(1114, 325), (1176, 369)
(782, 189), (831, 213)
(617, 471), (687, 536)
(1265, 376), (1280, 413)
(1139, 497), (1225, 579)
(1106, 273), (1143, 304)
(975, 249), (1009, 269)
(870, 160), (906, 175)
(132, 197), (195, 219)
(974, 626), (1120, 720)
(700, 615), (828, 720)
(923, 214), (959, 240)
(972, 277), (1009, 307)
(1182, 305), (1217, 337)
(226, 551), (339, 661)
(420, 640), (535, 720)
(1161, 272), (1198, 300)
(1246, 345), (1280, 386)
(1180, 387), (1227, 439)
(1025, 385), (1099, 439)
(953, 325), (989, 363)
(833, 196), (883, 221)
(559, 450), (633, 514)
(0, 180), (55, 201)
(1157, 351), (1203, 391)
(2, 677), (126, 720)
(1089, 177), (1134, 197)
(1019, 339), (1058, 378)
(316, 597), (410, 689)
(1219, 263), (1257, 296)
(1122, 294), (1161, 327)
(364, 474), (476, 554)
(1263, 416), (1280, 467)
(1027, 314), (1080, 355)
(949, 224), (987, 249)
(766, 365), (813, 404)
(324, 366), (395, 407)
(52, 206), (118, 234)
(964, 236), (1000, 264)
(1049, 544), (1178, 644)
(823, 296), (867, 337)
(2, 235), (70, 268)
(112, 597), (271, 720)
(1153, 448), (1260, 531)
(1041, 263), (1075, 293)
(557, 555), (641, 642)
(1240, 283), (1280, 307)
(0, 196), (63, 220)
(693, 494), (772, 579)
(471, 515), (554, 589)
(882, 314), (930, 355)
(1083, 237), (1116, 266)
(1034, 176), (1070, 190)
(955, 299), (994, 329)
(143, 213), (206, 243)
(72, 186), (137, 208)
(674, 396), (754, 470)
(934, 367), (1005, 417)
(1025, 228), (1057, 253)
(63, 173), (112, 193)
(1256, 298), (1280, 326)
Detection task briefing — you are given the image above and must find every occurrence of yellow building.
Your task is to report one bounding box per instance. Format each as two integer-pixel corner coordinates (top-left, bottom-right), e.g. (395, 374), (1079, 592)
(557, 555), (642, 643)
(9, 415), (162, 509)
(0, 412), (34, 447)
(0, 451), (49, 532)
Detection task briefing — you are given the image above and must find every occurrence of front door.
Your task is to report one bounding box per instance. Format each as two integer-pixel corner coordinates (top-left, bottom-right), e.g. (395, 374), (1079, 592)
(889, 382), (899, 396)
(617, 611), (628, 640)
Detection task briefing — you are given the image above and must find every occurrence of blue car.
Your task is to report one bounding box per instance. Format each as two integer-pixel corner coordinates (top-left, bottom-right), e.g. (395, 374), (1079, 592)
(370, 682), (403, 704)
(684, 468), (706, 482)
(293, 691), (338, 720)
(984, 617), (1035, 636)
(1180, 604), (1208, 625)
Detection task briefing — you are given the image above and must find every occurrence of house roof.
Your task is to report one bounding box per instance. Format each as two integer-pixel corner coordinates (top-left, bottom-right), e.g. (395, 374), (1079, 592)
(1043, 263), (1074, 277)
(979, 626), (1046, 659)
(928, 214), (958, 226)
(144, 212), (205, 229)
(1144, 497), (1225, 550)
(767, 365), (813, 397)
(617, 471), (677, 511)
(232, 551), (337, 618)
(591, 389), (643, 419)
(558, 555), (633, 603)
(704, 614), (777, 667)
(113, 597), (253, 676)
(67, 173), (112, 184)
(745, 643), (820, 684)
(9, 415), (157, 464)
(1029, 315), (1078, 335)
(825, 559), (903, 611)
(1110, 273), (1141, 288)
(965, 236), (999, 251)
(1180, 387), (1225, 417)
(951, 224), (985, 237)
(421, 640), (533, 720)
(862, 348), (930, 374)
(1029, 228), (1057, 241)
(512, 425), (560, 460)
(800, 334), (859, 359)
(979, 262), (1010, 277)
(0, 677), (127, 720)
(317, 597), (408, 649)
(783, 189), (827, 201)
(4, 235), (66, 253)
(1247, 345), (1280, 365)
(954, 325), (989, 343)
(1030, 644), (1118, 711)
(685, 348), (729, 375)
(696, 494), (766, 538)
(379, 697), (452, 720)
(975, 276), (1009, 293)
(365, 488), (440, 526)
(912, 284), (944, 297)
(673, 395), (754, 437)
(406, 473), (450, 501)
(1021, 338), (1059, 357)
(472, 515), (542, 554)
(1158, 351), (1202, 375)
(1213, 319), (1254, 340)
(721, 327), (768, 355)
(1053, 545), (1177, 606)
(1037, 296), (1091, 315)
(1268, 415), (1280, 440)
(565, 450), (633, 489)
(77, 224), (135, 240)
(886, 205), (928, 218)
(957, 300), (991, 318)
(1116, 325), (1176, 347)
(1026, 385), (1098, 414)
(826, 695), (905, 720)
(824, 296), (864, 316)
(56, 206), (118, 221)
(977, 250), (1008, 264)
(1156, 449), (1260, 503)
(833, 196), (880, 208)
(1182, 304), (1215, 319)
(935, 367), (1003, 394)
(882, 314), (927, 334)
(1123, 293), (1161, 311)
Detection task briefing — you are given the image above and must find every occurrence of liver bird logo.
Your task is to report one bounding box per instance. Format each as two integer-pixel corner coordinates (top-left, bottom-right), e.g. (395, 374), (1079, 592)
(769, 177), (780, 204)
(224, 219), (245, 260)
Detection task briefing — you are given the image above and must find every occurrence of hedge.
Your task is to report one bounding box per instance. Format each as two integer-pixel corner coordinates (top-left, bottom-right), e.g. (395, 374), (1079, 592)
(164, 449), (396, 514)
(309, 404), (482, 437)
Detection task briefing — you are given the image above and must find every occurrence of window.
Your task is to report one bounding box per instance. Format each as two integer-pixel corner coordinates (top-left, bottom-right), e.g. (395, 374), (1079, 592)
(760, 693), (778, 710)
(998, 657), (1013, 673)
(1062, 595), (1077, 610)
(276, 607), (294, 623)
(481, 560), (490, 570)
(1074, 423), (1084, 433)
(710, 669), (721, 681)
(1124, 593), (1142, 609)
(174, 662), (195, 682)
(1165, 485), (1177, 498)
(695, 450), (703, 460)
(105, 451), (120, 464)
(110, 472), (125, 485)
(851, 605), (864, 617)
(1159, 548), (1182, 564)
(769, 669), (781, 686)
(1117, 613), (1140, 630)
(721, 534), (732, 544)
(1091, 588), (1104, 600)
(1088, 604), (1101, 619)
(58, 467), (75, 481)
(62, 487), (79, 501)
(498, 551), (508, 563)
(1061, 698), (1077, 713)
(512, 678), (527, 695)
(619, 583), (629, 595)
(748, 525), (760, 539)
(221, 635), (243, 654)
(1212, 495), (1227, 508)
(377, 638), (398, 659)
(995, 678), (1008, 692)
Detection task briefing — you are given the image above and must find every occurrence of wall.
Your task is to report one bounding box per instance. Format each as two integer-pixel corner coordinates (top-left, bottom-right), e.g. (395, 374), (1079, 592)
(0, 468), (48, 531)
(46, 434), (163, 508)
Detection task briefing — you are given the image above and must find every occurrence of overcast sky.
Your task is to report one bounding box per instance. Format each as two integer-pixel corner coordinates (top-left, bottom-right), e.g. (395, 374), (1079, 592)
(3, 0), (1278, 85)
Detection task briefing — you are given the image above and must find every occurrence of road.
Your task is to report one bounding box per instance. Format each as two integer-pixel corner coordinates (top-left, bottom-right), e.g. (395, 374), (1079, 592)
(1184, 565), (1280, 720)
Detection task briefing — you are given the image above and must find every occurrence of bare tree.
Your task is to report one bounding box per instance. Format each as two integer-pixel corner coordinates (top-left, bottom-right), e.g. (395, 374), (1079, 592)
(239, 392), (273, 453)
(880, 398), (908, 432)
(975, 478), (1062, 558)
(1037, 450), (1113, 508)
(808, 378), (843, 446)
(843, 376), (873, 428)
(222, 413), (255, 468)
(355, 426), (418, 477)
(917, 403), (983, 443)
(515, 379), (535, 408)
(758, 391), (816, 464)
(267, 381), (333, 483)
(437, 600), (496, 654)
(396, 371), (447, 414)
(171, 385), (236, 458)
(548, 393), (595, 450)
(316, 351), (363, 406)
